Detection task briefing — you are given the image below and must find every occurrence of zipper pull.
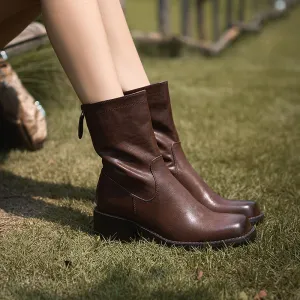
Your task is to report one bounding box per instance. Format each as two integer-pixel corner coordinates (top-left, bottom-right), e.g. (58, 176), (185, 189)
(78, 111), (85, 139)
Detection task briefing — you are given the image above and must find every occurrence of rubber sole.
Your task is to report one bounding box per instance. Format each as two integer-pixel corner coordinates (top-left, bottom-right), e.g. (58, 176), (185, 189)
(249, 212), (265, 225)
(94, 209), (257, 249)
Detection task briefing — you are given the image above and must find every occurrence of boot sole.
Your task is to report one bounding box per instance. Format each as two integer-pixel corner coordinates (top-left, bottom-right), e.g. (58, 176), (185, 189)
(94, 209), (256, 249)
(249, 212), (265, 225)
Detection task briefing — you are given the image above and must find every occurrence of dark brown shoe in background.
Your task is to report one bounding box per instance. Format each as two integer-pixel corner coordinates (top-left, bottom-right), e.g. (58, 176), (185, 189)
(79, 90), (256, 248)
(125, 82), (264, 225)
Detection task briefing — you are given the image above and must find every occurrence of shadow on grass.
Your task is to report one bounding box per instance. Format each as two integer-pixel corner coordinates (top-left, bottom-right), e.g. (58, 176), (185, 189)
(0, 170), (94, 233)
(12, 264), (214, 300)
(0, 169), (94, 200)
(0, 150), (9, 164)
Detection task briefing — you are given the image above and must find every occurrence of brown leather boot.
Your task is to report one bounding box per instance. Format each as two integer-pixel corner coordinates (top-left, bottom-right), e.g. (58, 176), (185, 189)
(79, 91), (256, 248)
(124, 83), (264, 225)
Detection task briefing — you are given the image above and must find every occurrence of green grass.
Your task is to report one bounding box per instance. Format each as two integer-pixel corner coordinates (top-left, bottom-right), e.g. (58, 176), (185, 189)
(1, 5), (300, 300)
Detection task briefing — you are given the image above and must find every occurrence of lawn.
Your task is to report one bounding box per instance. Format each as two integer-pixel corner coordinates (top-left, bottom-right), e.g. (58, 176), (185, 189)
(1, 4), (300, 300)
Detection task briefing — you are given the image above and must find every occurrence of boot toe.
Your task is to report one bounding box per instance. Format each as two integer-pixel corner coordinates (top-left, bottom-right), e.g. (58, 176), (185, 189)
(226, 199), (262, 219)
(242, 201), (261, 218)
(247, 202), (264, 224)
(220, 214), (252, 240)
(200, 213), (253, 243)
(232, 214), (252, 237)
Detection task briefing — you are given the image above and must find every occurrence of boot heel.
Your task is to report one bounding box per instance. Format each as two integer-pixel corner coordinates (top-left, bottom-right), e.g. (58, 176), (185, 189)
(94, 209), (137, 241)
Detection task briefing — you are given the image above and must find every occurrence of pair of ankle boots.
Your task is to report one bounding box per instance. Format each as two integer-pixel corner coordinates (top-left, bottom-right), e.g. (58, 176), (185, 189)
(79, 82), (264, 248)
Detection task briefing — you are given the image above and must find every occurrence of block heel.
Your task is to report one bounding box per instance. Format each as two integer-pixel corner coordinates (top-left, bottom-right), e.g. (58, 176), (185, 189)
(94, 210), (137, 241)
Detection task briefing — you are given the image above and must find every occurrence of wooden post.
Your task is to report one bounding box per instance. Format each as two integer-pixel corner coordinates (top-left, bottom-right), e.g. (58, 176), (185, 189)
(181, 0), (192, 37)
(226, 0), (233, 28)
(158, 0), (171, 36)
(212, 0), (220, 41)
(268, 0), (274, 10)
(196, 0), (206, 40)
(238, 0), (246, 21)
(253, 0), (259, 16)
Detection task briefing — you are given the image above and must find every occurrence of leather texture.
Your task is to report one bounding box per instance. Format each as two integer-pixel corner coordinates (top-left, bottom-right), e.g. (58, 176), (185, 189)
(124, 82), (263, 222)
(81, 91), (254, 244)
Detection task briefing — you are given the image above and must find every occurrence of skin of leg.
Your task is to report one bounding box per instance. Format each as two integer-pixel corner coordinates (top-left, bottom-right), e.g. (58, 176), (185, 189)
(41, 0), (123, 104)
(0, 0), (41, 49)
(97, 0), (150, 92)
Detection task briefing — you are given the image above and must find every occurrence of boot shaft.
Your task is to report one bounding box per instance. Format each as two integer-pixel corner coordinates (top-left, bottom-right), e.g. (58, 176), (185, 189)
(125, 82), (179, 143)
(124, 82), (179, 170)
(81, 91), (161, 199)
(84, 87), (255, 246)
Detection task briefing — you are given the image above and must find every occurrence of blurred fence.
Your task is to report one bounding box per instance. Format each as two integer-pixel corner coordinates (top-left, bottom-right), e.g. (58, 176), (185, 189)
(123, 0), (300, 55)
(1, 0), (299, 59)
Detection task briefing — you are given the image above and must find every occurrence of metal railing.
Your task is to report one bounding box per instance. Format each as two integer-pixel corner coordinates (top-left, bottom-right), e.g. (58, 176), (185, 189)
(123, 0), (300, 55)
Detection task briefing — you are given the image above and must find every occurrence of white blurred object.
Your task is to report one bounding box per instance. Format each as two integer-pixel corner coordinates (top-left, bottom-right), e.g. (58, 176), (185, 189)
(35, 101), (46, 117)
(0, 51), (8, 60)
(274, 0), (287, 11)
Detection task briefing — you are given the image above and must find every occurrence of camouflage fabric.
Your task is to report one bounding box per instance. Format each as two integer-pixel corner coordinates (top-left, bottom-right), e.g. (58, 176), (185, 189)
(0, 59), (47, 150)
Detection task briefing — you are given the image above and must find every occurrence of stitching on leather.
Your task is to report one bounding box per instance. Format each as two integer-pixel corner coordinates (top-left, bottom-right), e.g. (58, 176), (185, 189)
(132, 197), (137, 215)
(102, 155), (162, 202)
(149, 155), (161, 197)
(171, 142), (181, 177)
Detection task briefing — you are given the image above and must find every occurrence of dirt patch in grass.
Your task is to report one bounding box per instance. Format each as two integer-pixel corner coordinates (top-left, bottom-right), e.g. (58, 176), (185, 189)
(0, 186), (48, 234)
(0, 198), (24, 234)
(0, 182), (93, 236)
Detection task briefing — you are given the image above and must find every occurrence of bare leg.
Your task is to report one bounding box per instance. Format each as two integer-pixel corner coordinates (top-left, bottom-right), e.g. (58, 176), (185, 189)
(0, 0), (41, 49)
(97, 0), (150, 92)
(0, 0), (123, 104)
(41, 0), (123, 104)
